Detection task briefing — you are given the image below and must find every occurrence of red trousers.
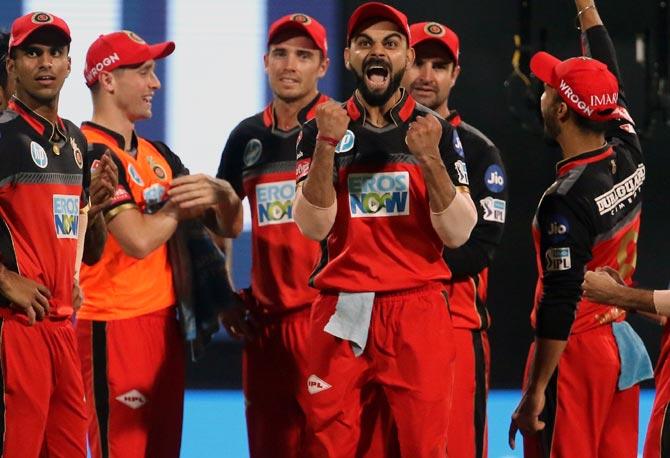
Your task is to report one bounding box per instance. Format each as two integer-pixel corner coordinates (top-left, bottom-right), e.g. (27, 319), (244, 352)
(0, 317), (87, 458)
(448, 328), (490, 458)
(643, 334), (670, 458)
(523, 325), (639, 458)
(301, 285), (456, 458)
(76, 307), (185, 458)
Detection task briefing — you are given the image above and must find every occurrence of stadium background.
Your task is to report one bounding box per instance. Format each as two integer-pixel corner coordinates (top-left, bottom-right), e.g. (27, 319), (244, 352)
(2, 0), (669, 456)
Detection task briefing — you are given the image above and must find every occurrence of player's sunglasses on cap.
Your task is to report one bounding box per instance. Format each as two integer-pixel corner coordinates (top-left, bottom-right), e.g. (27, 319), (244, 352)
(84, 31), (175, 86)
(9, 12), (71, 51)
(410, 22), (459, 65)
(530, 51), (620, 122)
(268, 13), (328, 57)
(347, 2), (410, 43)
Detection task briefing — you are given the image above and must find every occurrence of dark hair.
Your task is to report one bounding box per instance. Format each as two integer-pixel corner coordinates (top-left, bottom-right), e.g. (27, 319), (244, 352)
(0, 31), (9, 92)
(569, 107), (608, 135)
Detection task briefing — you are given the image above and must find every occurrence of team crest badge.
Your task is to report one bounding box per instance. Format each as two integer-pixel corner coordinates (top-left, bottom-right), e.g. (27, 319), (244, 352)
(424, 22), (445, 37)
(127, 164), (144, 186)
(32, 12), (53, 24)
(147, 156), (167, 180)
(291, 14), (312, 25)
(71, 138), (83, 169)
(123, 30), (146, 44)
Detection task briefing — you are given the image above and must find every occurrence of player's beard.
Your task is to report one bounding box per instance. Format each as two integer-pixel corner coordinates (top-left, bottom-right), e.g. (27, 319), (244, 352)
(543, 104), (561, 147)
(352, 57), (405, 107)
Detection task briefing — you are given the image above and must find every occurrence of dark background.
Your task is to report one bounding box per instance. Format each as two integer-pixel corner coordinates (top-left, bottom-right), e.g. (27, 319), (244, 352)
(188, 0), (670, 390)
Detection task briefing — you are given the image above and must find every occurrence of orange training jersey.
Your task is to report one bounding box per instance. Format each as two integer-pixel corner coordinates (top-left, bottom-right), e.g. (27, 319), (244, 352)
(78, 122), (181, 320)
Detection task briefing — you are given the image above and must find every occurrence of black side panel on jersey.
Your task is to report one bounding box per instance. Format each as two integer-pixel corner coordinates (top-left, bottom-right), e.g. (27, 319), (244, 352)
(148, 140), (190, 177)
(217, 115), (264, 198)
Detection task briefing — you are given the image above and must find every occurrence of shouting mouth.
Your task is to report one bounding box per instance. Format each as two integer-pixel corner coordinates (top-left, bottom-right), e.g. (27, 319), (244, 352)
(364, 64), (390, 91)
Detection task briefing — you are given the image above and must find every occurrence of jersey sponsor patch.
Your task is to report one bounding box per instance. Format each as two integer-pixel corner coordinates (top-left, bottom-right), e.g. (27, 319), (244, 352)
(484, 164), (505, 192)
(307, 374), (332, 395)
(335, 130), (355, 153)
(480, 197), (506, 223)
(256, 180), (295, 226)
(115, 389), (147, 409)
(455, 160), (469, 185)
(111, 185), (132, 205)
(594, 164), (645, 215)
(452, 130), (464, 157)
(127, 164), (144, 186)
(53, 194), (80, 239)
(545, 247), (571, 271)
(348, 172), (410, 217)
(147, 156), (166, 180)
(546, 214), (570, 243)
(30, 141), (48, 168)
(243, 138), (262, 166)
(296, 158), (311, 181)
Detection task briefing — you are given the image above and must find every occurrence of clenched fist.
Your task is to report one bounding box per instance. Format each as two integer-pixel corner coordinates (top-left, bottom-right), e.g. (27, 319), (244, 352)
(315, 101), (350, 143)
(582, 267), (624, 304)
(405, 114), (442, 163)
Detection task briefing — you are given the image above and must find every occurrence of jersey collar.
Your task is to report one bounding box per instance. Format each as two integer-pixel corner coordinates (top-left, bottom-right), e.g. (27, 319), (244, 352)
(445, 110), (462, 127)
(556, 143), (613, 177)
(9, 96), (66, 142)
(262, 92), (327, 129)
(345, 88), (416, 127)
(81, 121), (139, 151)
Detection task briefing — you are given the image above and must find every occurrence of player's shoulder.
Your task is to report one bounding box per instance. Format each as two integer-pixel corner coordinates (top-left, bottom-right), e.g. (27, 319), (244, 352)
(457, 120), (497, 150)
(0, 109), (22, 137)
(230, 112), (266, 140)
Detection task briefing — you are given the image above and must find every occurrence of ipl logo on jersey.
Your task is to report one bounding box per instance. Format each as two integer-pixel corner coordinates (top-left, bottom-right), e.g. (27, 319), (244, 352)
(256, 180), (295, 226)
(348, 172), (410, 217)
(53, 195), (80, 239)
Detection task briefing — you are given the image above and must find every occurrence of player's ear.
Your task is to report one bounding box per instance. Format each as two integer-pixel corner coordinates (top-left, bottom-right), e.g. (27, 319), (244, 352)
(99, 71), (114, 93)
(317, 56), (330, 79)
(344, 47), (351, 70)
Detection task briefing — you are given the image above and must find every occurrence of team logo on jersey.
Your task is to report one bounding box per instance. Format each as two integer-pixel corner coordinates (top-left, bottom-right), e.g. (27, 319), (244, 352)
(115, 389), (147, 409)
(545, 247), (571, 271)
(480, 197), (506, 223)
(454, 160), (469, 185)
(30, 141), (48, 168)
(147, 156), (166, 180)
(53, 195), (80, 239)
(335, 130), (355, 153)
(307, 375), (332, 395)
(452, 130), (464, 157)
(484, 164), (505, 193)
(70, 138), (83, 169)
(594, 164), (645, 215)
(243, 139), (263, 166)
(256, 180), (295, 226)
(546, 215), (569, 243)
(127, 164), (144, 186)
(348, 172), (410, 217)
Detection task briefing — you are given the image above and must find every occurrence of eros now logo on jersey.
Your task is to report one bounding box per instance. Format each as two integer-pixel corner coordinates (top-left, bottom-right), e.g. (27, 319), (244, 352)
(256, 180), (295, 226)
(348, 172), (410, 218)
(53, 194), (79, 239)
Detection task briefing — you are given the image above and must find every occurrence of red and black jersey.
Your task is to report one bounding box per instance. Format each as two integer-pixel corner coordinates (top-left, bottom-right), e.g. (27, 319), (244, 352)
(443, 112), (507, 330)
(0, 98), (88, 320)
(296, 90), (471, 293)
(531, 25), (643, 340)
(217, 93), (329, 313)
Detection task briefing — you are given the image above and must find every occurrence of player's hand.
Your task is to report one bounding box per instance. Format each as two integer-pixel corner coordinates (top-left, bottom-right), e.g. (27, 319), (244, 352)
(509, 389), (546, 449)
(168, 175), (235, 217)
(405, 114), (442, 164)
(315, 101), (350, 144)
(582, 268), (622, 303)
(219, 295), (258, 341)
(0, 267), (51, 325)
(72, 278), (83, 313)
(89, 151), (119, 215)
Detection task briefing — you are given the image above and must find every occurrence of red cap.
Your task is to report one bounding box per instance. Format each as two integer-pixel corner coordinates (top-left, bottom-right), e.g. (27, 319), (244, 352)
(347, 2), (410, 43)
(268, 13), (328, 56)
(9, 12), (71, 50)
(530, 51), (620, 122)
(84, 31), (175, 86)
(410, 22), (459, 64)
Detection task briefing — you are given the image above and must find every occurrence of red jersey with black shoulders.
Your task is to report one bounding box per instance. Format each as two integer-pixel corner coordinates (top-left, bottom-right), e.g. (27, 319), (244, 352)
(0, 98), (88, 320)
(531, 25), (643, 340)
(443, 112), (507, 330)
(296, 90), (471, 293)
(217, 93), (329, 313)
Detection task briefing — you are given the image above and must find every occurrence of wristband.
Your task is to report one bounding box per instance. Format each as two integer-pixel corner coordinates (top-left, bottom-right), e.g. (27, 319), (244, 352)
(316, 134), (340, 147)
(575, 4), (596, 30)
